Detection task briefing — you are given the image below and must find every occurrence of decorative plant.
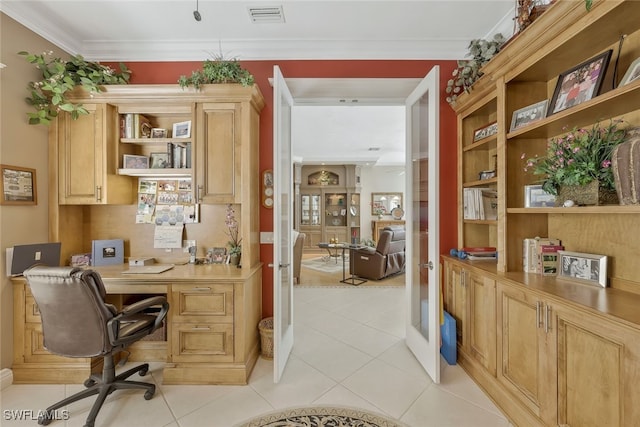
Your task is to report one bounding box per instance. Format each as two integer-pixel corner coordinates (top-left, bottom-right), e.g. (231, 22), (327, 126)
(225, 204), (242, 256)
(522, 119), (627, 195)
(445, 33), (506, 106)
(19, 51), (131, 125)
(178, 54), (254, 89)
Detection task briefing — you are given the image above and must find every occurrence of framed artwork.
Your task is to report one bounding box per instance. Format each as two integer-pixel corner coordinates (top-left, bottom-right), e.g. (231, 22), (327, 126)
(524, 184), (556, 207)
(150, 128), (168, 138)
(510, 100), (548, 131)
(150, 152), (169, 168)
(557, 250), (607, 287)
(548, 50), (612, 116)
(473, 121), (498, 142)
(619, 57), (640, 87)
(123, 154), (149, 169)
(1, 164), (37, 205)
(172, 120), (191, 138)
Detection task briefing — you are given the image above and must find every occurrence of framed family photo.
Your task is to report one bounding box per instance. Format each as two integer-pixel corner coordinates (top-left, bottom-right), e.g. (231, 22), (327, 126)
(548, 50), (612, 116)
(123, 154), (149, 169)
(172, 121), (191, 138)
(619, 57), (640, 87)
(473, 121), (498, 142)
(510, 100), (548, 132)
(150, 128), (168, 138)
(150, 152), (169, 168)
(557, 250), (607, 287)
(1, 164), (37, 205)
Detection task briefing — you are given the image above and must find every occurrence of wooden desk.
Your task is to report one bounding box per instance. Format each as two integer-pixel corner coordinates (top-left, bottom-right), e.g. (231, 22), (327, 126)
(12, 263), (262, 385)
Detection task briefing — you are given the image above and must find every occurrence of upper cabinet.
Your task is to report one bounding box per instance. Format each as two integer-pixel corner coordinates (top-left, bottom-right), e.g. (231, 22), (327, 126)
(56, 103), (133, 205)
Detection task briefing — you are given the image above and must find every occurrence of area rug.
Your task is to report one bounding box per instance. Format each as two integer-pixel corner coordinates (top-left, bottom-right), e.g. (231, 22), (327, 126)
(235, 405), (408, 427)
(301, 257), (347, 274)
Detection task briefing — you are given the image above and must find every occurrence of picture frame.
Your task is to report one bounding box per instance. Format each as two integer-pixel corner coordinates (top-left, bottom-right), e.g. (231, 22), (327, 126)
(510, 100), (548, 132)
(150, 128), (168, 138)
(123, 154), (149, 169)
(1, 164), (37, 205)
(149, 152), (169, 168)
(548, 50), (612, 116)
(172, 120), (191, 138)
(557, 250), (607, 287)
(619, 56), (640, 87)
(524, 184), (556, 207)
(473, 121), (498, 142)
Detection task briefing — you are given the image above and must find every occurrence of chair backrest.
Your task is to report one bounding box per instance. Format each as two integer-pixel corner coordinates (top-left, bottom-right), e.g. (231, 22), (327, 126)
(376, 226), (405, 256)
(24, 266), (115, 358)
(293, 232), (306, 276)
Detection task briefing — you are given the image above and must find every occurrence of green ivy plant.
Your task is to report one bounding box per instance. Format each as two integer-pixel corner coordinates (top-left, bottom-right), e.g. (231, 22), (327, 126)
(445, 34), (506, 106)
(19, 51), (131, 125)
(178, 55), (255, 89)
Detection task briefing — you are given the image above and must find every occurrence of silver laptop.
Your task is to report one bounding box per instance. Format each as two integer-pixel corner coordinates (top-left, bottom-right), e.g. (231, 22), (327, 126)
(10, 242), (62, 276)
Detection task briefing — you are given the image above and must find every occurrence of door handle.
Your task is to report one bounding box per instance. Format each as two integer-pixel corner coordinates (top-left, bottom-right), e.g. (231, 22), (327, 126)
(419, 261), (433, 270)
(544, 304), (552, 333)
(279, 263), (290, 269)
(536, 301), (542, 329)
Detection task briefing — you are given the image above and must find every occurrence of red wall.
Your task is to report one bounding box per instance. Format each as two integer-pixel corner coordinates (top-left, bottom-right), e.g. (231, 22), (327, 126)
(109, 60), (458, 317)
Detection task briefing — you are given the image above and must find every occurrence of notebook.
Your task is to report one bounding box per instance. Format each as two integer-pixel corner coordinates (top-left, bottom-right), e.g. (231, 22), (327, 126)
(9, 242), (62, 276)
(121, 264), (174, 274)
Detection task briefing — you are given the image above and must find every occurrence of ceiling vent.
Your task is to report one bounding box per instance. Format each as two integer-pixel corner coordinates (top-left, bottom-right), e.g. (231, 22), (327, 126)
(248, 6), (285, 23)
(368, 147), (381, 151)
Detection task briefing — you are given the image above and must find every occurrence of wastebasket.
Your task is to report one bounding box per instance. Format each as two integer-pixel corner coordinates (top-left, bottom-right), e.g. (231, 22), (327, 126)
(258, 317), (274, 359)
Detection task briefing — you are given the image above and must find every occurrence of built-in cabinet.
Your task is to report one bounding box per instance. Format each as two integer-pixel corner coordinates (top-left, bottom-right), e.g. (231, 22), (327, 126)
(447, 2), (640, 425)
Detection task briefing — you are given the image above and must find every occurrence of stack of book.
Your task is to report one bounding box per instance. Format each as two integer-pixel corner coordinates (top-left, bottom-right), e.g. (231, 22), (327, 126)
(166, 142), (191, 168)
(523, 237), (564, 275)
(120, 114), (151, 139)
(462, 246), (497, 260)
(463, 188), (498, 220)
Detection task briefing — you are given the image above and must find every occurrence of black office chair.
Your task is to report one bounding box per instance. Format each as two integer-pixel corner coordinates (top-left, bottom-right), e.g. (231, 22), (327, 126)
(23, 266), (169, 427)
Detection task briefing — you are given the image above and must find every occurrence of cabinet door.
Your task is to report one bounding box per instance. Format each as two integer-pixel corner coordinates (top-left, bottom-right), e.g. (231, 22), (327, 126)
(497, 282), (554, 422)
(196, 103), (241, 203)
(58, 103), (131, 204)
(555, 305), (640, 427)
(467, 271), (496, 375)
(444, 261), (467, 351)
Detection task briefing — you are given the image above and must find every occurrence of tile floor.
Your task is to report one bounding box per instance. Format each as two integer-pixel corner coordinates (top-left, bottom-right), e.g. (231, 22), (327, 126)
(1, 287), (511, 427)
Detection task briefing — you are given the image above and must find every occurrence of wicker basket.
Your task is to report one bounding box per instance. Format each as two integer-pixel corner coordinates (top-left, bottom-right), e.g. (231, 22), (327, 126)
(258, 317), (274, 359)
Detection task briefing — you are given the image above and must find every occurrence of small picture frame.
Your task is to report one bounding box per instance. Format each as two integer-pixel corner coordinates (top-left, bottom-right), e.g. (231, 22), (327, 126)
(172, 121), (191, 138)
(548, 50), (612, 116)
(619, 57), (640, 87)
(150, 152), (169, 169)
(150, 128), (168, 138)
(510, 100), (548, 132)
(473, 121), (498, 142)
(1, 164), (37, 205)
(524, 184), (556, 207)
(557, 250), (607, 287)
(123, 154), (149, 169)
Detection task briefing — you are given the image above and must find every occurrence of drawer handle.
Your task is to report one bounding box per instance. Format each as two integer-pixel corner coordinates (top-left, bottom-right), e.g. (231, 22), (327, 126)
(191, 326), (211, 331)
(192, 287), (211, 291)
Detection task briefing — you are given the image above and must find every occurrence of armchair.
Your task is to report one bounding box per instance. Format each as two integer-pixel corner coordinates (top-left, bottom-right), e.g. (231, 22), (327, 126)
(352, 226), (405, 280)
(23, 266), (169, 427)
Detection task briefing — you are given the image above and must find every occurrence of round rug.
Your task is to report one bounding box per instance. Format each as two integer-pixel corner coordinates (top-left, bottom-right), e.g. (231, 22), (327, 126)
(236, 406), (407, 427)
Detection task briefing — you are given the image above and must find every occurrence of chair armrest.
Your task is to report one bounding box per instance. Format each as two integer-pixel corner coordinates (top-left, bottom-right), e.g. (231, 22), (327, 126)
(356, 247), (376, 255)
(108, 296), (169, 344)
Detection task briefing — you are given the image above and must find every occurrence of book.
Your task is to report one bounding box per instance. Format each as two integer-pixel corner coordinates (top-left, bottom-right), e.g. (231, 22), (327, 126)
(523, 237), (561, 274)
(538, 244), (564, 275)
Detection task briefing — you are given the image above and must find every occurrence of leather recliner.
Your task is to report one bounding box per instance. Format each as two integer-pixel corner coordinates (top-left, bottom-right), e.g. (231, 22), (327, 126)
(352, 226), (405, 280)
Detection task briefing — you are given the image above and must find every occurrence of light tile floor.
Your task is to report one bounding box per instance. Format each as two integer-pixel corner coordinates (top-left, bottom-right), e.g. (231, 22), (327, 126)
(1, 287), (511, 427)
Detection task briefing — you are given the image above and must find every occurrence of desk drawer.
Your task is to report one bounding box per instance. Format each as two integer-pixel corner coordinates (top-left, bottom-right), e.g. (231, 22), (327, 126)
(171, 284), (233, 323)
(171, 322), (233, 363)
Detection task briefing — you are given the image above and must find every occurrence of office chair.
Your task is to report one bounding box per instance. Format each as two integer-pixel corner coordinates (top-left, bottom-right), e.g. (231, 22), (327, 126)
(23, 266), (169, 427)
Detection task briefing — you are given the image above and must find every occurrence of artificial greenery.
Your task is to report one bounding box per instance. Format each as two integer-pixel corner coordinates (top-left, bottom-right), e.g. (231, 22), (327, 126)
(445, 33), (506, 106)
(522, 120), (627, 195)
(178, 56), (254, 89)
(20, 51), (130, 125)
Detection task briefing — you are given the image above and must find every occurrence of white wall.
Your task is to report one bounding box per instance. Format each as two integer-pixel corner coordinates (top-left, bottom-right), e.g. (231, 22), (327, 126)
(359, 165), (405, 241)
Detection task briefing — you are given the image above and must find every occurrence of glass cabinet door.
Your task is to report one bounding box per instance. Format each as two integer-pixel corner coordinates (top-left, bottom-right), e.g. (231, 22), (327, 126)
(301, 194), (321, 225)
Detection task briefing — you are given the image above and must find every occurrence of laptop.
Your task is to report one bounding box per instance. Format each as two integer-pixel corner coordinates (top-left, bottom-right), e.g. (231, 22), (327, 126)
(9, 242), (62, 276)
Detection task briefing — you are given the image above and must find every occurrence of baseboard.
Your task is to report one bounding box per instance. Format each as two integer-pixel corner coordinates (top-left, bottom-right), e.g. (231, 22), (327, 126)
(1, 368), (13, 390)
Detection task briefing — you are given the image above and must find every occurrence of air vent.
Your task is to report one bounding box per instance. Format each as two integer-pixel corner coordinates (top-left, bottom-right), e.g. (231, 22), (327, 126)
(248, 6), (285, 23)
(368, 147), (381, 151)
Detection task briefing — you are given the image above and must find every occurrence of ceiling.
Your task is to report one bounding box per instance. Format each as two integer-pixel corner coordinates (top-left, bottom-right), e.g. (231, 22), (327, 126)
(2, 1), (516, 166)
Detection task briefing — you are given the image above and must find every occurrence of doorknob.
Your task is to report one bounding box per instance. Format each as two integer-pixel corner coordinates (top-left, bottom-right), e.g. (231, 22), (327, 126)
(420, 261), (434, 270)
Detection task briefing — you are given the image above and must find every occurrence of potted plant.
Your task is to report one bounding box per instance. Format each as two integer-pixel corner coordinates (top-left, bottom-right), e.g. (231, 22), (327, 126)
(522, 119), (627, 205)
(178, 55), (254, 89)
(445, 33), (506, 106)
(225, 204), (242, 266)
(20, 51), (130, 125)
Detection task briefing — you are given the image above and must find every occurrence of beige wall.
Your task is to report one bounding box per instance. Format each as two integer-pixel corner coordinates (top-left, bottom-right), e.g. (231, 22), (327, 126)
(0, 14), (67, 369)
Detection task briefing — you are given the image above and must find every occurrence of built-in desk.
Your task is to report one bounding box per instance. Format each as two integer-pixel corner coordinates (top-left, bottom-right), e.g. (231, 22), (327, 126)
(12, 263), (262, 385)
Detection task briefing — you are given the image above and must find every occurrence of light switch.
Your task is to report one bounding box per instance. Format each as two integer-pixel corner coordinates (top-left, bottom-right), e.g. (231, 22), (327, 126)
(260, 232), (274, 244)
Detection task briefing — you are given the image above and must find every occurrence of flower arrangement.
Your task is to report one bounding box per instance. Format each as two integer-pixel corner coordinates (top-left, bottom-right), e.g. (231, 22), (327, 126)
(225, 204), (242, 255)
(522, 120), (627, 195)
(19, 51), (130, 125)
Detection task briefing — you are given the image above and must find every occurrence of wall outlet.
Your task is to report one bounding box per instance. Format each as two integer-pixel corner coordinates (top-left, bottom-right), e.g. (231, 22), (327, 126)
(183, 240), (196, 253)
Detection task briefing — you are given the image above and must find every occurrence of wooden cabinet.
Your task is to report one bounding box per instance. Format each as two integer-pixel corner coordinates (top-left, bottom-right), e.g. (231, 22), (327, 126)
(56, 103), (133, 205)
(443, 258), (496, 376)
